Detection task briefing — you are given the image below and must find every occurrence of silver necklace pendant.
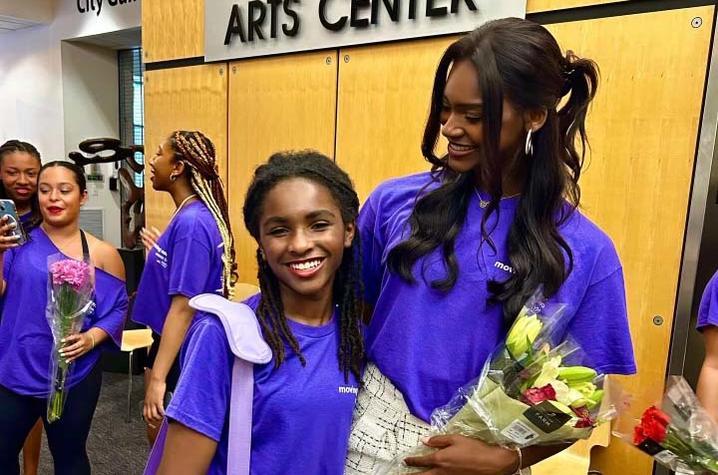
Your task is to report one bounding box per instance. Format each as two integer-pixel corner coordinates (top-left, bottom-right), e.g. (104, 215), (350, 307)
(479, 200), (489, 209)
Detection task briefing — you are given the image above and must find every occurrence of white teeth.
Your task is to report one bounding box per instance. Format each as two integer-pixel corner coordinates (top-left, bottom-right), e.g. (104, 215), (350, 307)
(451, 143), (474, 151)
(290, 259), (322, 271)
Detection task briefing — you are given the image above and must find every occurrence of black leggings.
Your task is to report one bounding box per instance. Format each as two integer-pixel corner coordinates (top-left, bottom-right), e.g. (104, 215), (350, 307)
(0, 363), (102, 475)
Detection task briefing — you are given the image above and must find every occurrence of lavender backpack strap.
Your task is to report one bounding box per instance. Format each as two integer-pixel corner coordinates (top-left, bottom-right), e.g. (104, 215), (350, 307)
(142, 294), (271, 475)
(190, 294), (272, 475)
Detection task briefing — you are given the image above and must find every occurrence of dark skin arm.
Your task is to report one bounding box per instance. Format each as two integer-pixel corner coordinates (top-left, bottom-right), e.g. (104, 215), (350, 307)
(404, 435), (571, 475)
(157, 422), (217, 475)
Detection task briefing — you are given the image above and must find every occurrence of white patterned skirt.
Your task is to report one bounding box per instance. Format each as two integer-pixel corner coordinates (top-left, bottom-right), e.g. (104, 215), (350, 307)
(344, 363), (530, 475)
(344, 363), (431, 474)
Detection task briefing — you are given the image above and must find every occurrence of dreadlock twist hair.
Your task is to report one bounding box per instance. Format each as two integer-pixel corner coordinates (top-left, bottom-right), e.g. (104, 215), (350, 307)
(243, 150), (364, 383)
(169, 131), (238, 298)
(0, 140), (42, 231)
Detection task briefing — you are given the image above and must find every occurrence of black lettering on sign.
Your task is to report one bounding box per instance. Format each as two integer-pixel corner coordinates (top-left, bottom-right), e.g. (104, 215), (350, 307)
(370, 0), (399, 25)
(247, 0), (267, 41)
(450, 0), (477, 13)
(267, 0), (282, 38)
(319, 0), (347, 31)
(350, 0), (371, 28)
(425, 0), (447, 17)
(408, 0), (417, 19)
(224, 4), (247, 45)
(283, 0), (301, 36)
(77, 0), (86, 13)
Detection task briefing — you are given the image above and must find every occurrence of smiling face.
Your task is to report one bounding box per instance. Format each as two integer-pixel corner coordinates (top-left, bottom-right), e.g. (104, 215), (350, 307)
(0, 151), (40, 209)
(440, 59), (527, 176)
(258, 177), (355, 303)
(38, 166), (87, 227)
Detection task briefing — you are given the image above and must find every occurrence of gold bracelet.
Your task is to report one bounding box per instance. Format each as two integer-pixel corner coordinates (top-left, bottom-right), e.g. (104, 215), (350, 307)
(89, 333), (95, 350)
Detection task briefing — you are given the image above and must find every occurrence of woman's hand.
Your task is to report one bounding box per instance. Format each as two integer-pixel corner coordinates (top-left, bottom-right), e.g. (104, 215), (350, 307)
(60, 332), (96, 364)
(140, 226), (162, 254)
(404, 435), (520, 475)
(144, 377), (167, 427)
(0, 216), (20, 253)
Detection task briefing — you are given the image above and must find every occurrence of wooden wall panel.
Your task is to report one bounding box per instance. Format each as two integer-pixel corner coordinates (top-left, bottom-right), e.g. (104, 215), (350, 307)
(144, 64), (228, 232)
(228, 51), (338, 284)
(527, 0), (628, 13)
(142, 0), (204, 63)
(543, 6), (713, 474)
(336, 37), (458, 202)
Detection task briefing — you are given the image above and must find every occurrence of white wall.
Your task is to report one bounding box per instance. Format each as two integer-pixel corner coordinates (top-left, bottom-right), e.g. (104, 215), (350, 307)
(0, 0), (140, 247)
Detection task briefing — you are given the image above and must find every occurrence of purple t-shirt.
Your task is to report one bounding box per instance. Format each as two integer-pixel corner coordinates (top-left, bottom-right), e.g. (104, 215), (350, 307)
(165, 294), (359, 474)
(697, 271), (718, 329)
(359, 172), (637, 422)
(132, 201), (224, 334)
(0, 227), (128, 396)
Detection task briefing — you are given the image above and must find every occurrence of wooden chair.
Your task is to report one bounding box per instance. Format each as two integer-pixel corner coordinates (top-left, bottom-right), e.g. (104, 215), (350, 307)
(120, 329), (154, 422)
(531, 422), (611, 475)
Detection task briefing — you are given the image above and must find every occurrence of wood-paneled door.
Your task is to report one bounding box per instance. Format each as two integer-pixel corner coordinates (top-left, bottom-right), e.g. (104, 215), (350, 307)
(144, 64), (229, 231)
(227, 51), (338, 284)
(545, 5), (714, 473)
(335, 37), (458, 202)
(142, 0), (204, 63)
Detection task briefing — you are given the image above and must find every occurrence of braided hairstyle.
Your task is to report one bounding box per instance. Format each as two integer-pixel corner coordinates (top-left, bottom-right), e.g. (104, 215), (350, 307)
(169, 131), (238, 298)
(243, 150), (364, 383)
(0, 140), (42, 230)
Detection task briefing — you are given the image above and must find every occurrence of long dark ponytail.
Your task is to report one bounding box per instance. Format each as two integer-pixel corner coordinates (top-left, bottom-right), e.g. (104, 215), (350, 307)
(388, 18), (599, 324)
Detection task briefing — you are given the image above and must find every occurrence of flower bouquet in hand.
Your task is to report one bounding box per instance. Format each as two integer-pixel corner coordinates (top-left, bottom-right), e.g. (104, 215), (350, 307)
(46, 255), (95, 423)
(380, 291), (619, 474)
(616, 377), (718, 474)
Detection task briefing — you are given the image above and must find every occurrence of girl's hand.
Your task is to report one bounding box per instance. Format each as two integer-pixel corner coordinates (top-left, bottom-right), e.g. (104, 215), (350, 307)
(0, 216), (20, 253)
(140, 226), (162, 254)
(144, 377), (167, 426)
(60, 332), (96, 363)
(404, 435), (520, 475)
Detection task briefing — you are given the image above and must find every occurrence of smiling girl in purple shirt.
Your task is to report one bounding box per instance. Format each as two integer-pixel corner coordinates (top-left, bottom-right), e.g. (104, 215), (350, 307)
(156, 151), (365, 474)
(346, 18), (636, 475)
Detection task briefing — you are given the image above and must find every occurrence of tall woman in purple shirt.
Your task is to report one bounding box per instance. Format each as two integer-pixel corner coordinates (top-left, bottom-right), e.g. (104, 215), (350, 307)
(132, 131), (238, 441)
(0, 161), (128, 475)
(346, 18), (636, 474)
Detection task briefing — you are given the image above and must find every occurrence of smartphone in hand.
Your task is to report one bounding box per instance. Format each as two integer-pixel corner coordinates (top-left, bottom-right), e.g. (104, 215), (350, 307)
(0, 199), (27, 245)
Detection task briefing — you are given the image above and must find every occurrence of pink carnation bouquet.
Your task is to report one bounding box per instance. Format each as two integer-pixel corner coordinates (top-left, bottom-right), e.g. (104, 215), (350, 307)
(46, 256), (95, 422)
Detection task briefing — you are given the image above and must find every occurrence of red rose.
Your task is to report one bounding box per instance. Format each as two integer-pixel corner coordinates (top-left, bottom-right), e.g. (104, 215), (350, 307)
(633, 406), (670, 444)
(633, 425), (647, 445)
(522, 384), (557, 405)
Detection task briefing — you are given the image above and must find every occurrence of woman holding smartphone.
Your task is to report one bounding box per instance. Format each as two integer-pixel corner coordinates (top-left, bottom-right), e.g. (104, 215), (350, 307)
(0, 139), (42, 475)
(0, 161), (127, 475)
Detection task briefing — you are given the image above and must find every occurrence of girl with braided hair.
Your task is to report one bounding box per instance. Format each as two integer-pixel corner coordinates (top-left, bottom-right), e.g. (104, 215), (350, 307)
(156, 151), (364, 474)
(132, 130), (237, 442)
(346, 18), (635, 474)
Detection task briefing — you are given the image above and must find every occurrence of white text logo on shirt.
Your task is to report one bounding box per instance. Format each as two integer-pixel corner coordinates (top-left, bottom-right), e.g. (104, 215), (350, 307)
(494, 261), (514, 274)
(338, 386), (359, 395)
(154, 244), (169, 269)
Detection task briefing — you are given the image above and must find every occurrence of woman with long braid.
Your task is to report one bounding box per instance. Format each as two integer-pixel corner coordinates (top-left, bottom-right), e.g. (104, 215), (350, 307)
(155, 151), (364, 474)
(132, 130), (237, 442)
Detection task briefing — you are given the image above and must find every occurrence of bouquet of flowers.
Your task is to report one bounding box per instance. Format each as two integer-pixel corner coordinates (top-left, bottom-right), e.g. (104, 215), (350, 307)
(616, 376), (718, 474)
(380, 291), (618, 474)
(46, 256), (95, 423)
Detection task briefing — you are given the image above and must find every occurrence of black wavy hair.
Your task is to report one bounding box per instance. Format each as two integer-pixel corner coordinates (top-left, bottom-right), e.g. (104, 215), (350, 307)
(0, 140), (42, 230)
(243, 150), (364, 382)
(387, 17), (599, 324)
